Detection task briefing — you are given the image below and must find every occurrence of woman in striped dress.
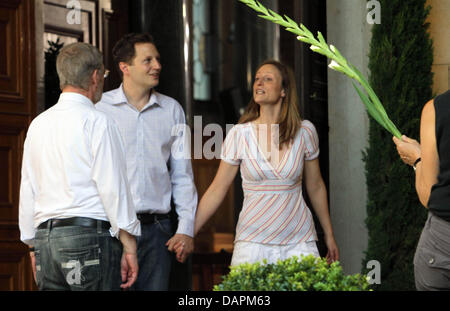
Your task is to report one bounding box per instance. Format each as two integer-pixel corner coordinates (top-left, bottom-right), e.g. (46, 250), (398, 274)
(193, 60), (339, 266)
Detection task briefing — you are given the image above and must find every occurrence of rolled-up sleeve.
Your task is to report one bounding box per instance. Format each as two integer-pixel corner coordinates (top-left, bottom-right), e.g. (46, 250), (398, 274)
(91, 119), (141, 238)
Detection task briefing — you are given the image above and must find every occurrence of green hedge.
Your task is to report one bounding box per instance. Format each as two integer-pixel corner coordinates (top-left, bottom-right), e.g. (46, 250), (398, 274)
(214, 255), (370, 291)
(362, 0), (433, 290)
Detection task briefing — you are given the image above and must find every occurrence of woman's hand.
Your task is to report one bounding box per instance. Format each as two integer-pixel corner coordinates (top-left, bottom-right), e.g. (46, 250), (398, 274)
(392, 135), (421, 166)
(324, 234), (339, 265)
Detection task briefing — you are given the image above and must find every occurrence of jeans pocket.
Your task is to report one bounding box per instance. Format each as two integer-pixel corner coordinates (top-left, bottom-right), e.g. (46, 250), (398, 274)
(59, 244), (101, 289)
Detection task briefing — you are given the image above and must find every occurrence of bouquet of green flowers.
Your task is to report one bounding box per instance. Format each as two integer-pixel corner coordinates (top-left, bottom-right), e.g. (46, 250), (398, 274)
(239, 0), (402, 138)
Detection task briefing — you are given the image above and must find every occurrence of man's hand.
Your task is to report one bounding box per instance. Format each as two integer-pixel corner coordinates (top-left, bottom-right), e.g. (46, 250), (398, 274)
(30, 250), (37, 283)
(120, 252), (138, 289)
(166, 234), (194, 263)
(118, 230), (138, 289)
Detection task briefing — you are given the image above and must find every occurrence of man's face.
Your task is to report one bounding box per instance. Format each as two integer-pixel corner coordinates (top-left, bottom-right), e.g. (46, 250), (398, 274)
(126, 43), (162, 90)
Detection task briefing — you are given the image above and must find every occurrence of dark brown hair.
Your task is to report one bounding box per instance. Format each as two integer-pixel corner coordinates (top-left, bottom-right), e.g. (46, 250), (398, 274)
(112, 33), (155, 74)
(238, 59), (302, 147)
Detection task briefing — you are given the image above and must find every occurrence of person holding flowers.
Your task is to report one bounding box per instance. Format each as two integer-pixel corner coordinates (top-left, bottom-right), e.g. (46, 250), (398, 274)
(393, 90), (450, 291)
(193, 60), (339, 266)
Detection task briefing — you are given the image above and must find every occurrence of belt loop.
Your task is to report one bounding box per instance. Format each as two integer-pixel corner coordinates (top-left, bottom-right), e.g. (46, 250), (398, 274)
(97, 220), (102, 234)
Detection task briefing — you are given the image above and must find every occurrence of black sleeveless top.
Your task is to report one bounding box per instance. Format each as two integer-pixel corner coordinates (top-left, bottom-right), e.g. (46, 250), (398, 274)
(428, 90), (450, 222)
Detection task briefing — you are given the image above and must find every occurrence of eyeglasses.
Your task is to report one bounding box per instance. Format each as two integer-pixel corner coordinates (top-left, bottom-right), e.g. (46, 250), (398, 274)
(103, 69), (110, 78)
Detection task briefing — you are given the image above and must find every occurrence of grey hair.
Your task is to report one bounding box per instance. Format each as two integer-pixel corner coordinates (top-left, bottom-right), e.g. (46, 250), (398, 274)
(56, 42), (103, 90)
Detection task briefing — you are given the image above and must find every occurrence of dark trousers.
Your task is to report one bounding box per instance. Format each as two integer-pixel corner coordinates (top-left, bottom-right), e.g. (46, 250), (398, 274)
(414, 213), (450, 291)
(132, 218), (173, 290)
(34, 224), (122, 290)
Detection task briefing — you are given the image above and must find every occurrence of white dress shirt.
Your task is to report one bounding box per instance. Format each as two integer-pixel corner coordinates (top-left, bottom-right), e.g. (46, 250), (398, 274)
(96, 85), (197, 237)
(19, 92), (141, 245)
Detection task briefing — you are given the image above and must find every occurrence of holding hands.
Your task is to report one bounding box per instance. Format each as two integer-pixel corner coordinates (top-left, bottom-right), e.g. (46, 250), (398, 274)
(166, 234), (194, 263)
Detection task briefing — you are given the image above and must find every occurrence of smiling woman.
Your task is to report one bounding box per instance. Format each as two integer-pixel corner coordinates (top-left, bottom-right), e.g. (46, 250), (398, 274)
(253, 64), (286, 107)
(240, 60), (299, 149)
(193, 59), (339, 267)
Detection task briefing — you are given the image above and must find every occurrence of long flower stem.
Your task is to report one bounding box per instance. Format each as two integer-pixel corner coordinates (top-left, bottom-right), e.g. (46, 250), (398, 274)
(239, 0), (402, 138)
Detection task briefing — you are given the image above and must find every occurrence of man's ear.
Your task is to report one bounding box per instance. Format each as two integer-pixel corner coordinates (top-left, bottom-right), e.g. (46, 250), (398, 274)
(119, 62), (129, 75)
(91, 69), (100, 87)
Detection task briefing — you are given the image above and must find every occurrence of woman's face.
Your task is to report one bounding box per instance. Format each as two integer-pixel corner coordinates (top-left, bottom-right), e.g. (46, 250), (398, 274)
(253, 64), (285, 106)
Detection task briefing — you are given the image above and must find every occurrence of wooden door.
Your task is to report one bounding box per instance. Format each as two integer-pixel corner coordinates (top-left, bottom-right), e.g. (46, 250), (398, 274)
(0, 0), (36, 290)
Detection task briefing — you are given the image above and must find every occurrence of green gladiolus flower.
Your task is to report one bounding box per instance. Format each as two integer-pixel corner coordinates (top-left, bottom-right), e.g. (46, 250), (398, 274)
(238, 0), (402, 138)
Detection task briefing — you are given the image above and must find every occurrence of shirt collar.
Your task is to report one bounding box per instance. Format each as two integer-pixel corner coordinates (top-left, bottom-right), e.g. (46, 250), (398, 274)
(58, 92), (95, 108)
(112, 84), (161, 111)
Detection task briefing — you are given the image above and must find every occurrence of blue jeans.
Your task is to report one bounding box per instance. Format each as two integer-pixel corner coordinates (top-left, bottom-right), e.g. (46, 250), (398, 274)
(132, 218), (173, 290)
(34, 223), (122, 290)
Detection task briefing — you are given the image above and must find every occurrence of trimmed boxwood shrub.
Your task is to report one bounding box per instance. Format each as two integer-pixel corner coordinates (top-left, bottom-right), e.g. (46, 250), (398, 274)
(214, 255), (371, 291)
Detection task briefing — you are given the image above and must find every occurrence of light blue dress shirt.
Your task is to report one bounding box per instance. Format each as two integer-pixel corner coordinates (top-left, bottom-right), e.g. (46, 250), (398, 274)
(96, 85), (197, 237)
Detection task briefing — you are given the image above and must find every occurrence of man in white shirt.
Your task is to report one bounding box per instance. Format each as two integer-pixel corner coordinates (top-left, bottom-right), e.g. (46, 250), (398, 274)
(96, 33), (197, 290)
(19, 42), (141, 290)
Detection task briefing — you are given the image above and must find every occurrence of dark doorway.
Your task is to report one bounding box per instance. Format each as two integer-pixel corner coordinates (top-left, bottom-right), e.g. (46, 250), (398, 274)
(278, 0), (329, 257)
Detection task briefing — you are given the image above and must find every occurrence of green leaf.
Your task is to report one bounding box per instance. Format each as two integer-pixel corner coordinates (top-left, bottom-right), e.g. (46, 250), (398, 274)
(352, 82), (390, 133)
(317, 31), (327, 47)
(259, 14), (275, 22)
(284, 15), (300, 30)
(286, 28), (302, 36)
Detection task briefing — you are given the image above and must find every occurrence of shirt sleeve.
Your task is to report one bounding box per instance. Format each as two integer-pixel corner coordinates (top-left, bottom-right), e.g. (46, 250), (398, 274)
(19, 131), (36, 246)
(91, 118), (141, 238)
(301, 120), (320, 161)
(220, 125), (242, 165)
(169, 107), (198, 237)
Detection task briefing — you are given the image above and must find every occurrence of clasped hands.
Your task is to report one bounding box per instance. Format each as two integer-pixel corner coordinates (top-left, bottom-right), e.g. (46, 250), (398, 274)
(166, 233), (194, 263)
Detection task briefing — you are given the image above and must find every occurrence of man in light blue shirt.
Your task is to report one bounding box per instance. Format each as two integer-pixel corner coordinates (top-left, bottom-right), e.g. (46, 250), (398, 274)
(96, 33), (197, 290)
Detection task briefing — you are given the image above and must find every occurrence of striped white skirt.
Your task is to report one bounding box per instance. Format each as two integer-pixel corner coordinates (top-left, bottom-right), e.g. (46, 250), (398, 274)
(230, 240), (320, 266)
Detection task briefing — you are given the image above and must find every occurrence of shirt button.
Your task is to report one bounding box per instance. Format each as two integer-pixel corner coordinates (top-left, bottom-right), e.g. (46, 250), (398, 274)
(428, 258), (434, 264)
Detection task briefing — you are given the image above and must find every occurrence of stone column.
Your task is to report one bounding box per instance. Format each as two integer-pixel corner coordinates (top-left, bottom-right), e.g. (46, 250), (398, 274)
(326, 0), (371, 274)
